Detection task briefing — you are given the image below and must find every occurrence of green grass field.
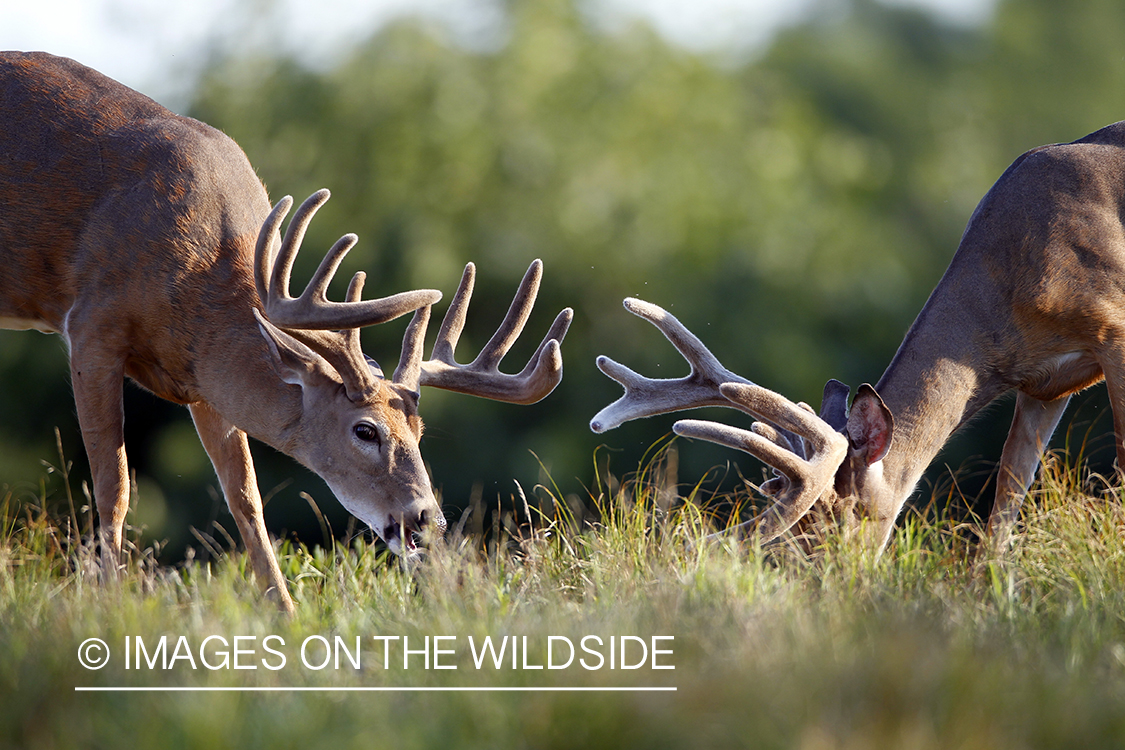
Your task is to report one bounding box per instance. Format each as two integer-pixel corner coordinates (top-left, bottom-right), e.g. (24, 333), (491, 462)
(5, 443), (1125, 749)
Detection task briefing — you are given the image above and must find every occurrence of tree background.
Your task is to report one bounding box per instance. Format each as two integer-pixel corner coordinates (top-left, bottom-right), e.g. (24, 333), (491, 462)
(3, 0), (1124, 556)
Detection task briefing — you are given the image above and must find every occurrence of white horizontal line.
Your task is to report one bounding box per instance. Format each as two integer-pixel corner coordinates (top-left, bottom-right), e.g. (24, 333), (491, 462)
(75, 686), (676, 693)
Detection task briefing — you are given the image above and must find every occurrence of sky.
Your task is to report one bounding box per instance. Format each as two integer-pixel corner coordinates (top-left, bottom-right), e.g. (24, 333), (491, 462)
(3, 0), (996, 107)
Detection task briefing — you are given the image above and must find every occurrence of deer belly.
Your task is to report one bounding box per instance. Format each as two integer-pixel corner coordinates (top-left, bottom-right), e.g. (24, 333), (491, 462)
(0, 315), (57, 333)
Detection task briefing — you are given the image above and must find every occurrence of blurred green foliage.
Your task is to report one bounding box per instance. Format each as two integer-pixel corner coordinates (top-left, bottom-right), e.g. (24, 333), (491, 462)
(3, 0), (1124, 556)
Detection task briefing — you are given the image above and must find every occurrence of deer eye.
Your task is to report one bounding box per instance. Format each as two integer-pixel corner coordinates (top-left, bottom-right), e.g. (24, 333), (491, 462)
(353, 422), (381, 446)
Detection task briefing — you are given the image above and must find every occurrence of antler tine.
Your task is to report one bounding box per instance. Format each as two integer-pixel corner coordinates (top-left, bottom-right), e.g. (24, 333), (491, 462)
(747, 379), (850, 465)
(426, 260), (570, 384)
(673, 381), (849, 543)
(589, 298), (750, 434)
(515, 306), (574, 378)
(270, 190), (332, 315)
(429, 260), (542, 369)
(256, 190), (442, 331)
(620, 298), (733, 381)
(414, 259), (573, 405)
(472, 259), (542, 370)
(719, 383), (841, 455)
(254, 194), (293, 306)
(393, 304), (431, 393)
(340, 270), (366, 354)
(430, 262), (476, 364)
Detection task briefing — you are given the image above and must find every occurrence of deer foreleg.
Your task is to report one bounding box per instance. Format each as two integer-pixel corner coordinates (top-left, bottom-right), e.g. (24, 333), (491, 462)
(69, 345), (130, 572)
(189, 401), (295, 615)
(983, 391), (1069, 556)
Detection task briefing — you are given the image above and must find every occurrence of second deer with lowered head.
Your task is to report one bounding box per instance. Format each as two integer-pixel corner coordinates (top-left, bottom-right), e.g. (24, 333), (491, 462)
(0, 51), (571, 613)
(593, 120), (1125, 556)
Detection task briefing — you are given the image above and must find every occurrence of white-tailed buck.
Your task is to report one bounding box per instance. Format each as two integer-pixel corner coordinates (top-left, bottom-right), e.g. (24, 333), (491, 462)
(0, 51), (571, 613)
(593, 120), (1125, 555)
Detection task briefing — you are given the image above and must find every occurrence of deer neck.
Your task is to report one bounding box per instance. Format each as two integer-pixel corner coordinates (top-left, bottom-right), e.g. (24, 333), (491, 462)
(873, 288), (1003, 508)
(192, 307), (307, 455)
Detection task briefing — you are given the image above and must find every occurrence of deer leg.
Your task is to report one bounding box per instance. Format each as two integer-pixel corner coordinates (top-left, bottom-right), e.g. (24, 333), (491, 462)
(1101, 352), (1125, 475)
(68, 344), (130, 573)
(189, 401), (295, 615)
(982, 391), (1069, 556)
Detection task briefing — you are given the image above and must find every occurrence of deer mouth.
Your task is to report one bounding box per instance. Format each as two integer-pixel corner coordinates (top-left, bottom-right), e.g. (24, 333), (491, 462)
(383, 517), (419, 556)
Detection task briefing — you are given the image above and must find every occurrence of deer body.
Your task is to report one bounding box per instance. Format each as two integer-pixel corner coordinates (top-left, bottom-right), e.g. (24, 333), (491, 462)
(2, 54), (279, 408)
(1, 53), (295, 582)
(594, 121), (1125, 555)
(1, 52), (570, 613)
(853, 121), (1125, 548)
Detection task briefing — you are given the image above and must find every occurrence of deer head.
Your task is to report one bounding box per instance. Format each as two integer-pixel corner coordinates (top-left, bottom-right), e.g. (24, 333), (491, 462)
(591, 298), (892, 544)
(255, 190), (573, 554)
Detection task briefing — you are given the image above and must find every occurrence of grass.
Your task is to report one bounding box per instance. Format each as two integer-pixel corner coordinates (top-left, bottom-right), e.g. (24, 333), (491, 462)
(5, 443), (1125, 748)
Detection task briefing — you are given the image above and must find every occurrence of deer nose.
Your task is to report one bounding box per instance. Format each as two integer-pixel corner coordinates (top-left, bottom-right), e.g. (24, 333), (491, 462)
(417, 507), (447, 534)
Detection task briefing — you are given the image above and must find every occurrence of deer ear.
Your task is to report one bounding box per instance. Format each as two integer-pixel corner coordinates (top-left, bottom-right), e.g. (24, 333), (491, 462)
(254, 309), (337, 389)
(846, 384), (893, 465)
(819, 379), (851, 432)
(365, 355), (386, 380)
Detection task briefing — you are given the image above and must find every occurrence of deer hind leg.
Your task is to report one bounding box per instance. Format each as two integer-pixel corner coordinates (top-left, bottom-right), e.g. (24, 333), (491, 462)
(981, 391), (1070, 557)
(189, 401), (295, 615)
(68, 341), (130, 573)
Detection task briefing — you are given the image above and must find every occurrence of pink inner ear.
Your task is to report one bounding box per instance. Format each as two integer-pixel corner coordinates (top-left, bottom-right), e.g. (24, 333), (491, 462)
(864, 422), (891, 466)
(851, 396), (892, 466)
